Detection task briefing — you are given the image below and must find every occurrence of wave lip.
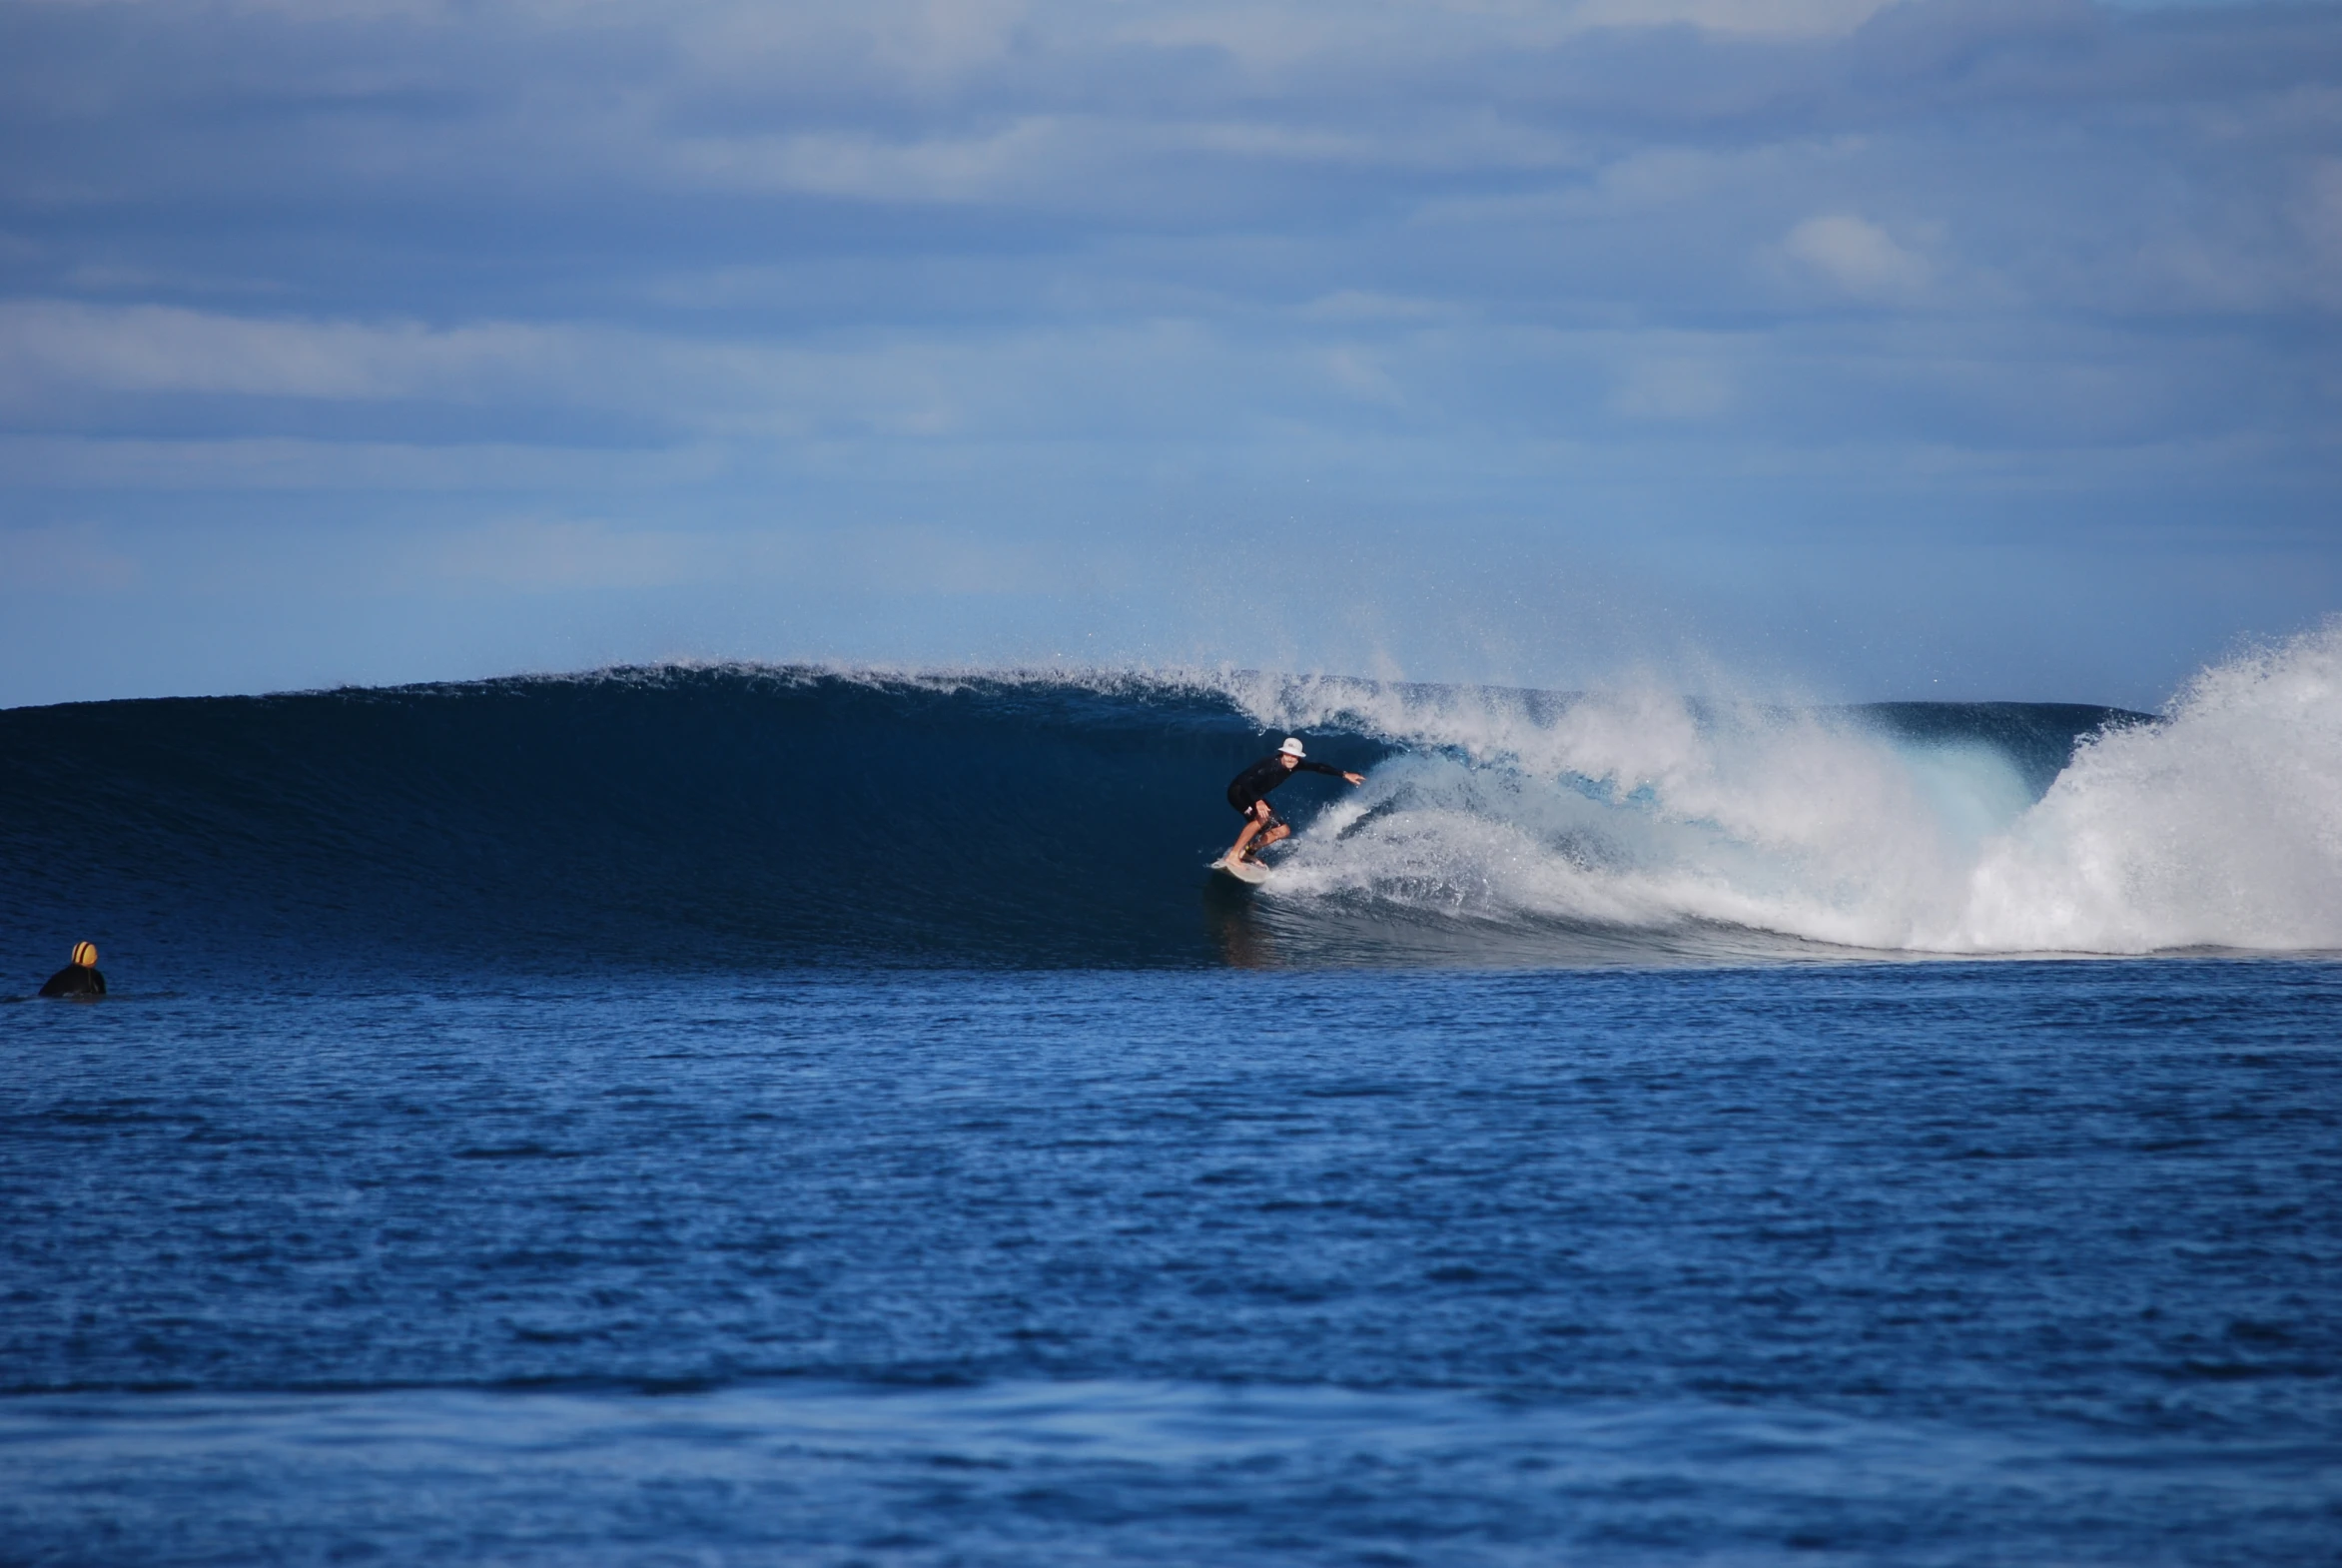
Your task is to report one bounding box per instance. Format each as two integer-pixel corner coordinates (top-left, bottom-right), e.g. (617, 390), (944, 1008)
(6, 636), (2336, 974)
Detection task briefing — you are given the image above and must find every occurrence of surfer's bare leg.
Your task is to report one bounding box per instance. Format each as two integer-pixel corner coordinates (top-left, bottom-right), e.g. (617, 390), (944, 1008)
(1235, 805), (1295, 863)
(1247, 822), (1291, 861)
(1228, 801), (1272, 862)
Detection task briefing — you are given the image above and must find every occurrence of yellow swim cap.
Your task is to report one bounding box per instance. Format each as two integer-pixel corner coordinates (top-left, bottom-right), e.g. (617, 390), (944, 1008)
(71, 941), (97, 968)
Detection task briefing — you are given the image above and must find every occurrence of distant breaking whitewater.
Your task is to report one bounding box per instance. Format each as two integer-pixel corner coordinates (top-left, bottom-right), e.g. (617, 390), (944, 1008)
(6, 626), (2341, 977)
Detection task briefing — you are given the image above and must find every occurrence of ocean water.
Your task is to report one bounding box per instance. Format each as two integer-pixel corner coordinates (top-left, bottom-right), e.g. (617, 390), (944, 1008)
(5, 630), (2342, 1565)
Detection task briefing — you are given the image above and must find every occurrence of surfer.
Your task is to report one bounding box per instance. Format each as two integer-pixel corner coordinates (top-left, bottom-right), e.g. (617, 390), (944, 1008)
(1225, 738), (1364, 864)
(38, 942), (106, 999)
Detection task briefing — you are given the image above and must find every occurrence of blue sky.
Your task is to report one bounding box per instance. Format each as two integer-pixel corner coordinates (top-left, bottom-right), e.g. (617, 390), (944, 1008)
(2, 0), (2337, 708)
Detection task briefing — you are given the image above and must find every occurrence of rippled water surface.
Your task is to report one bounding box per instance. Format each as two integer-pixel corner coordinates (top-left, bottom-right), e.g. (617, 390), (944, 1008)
(5, 962), (2338, 1564)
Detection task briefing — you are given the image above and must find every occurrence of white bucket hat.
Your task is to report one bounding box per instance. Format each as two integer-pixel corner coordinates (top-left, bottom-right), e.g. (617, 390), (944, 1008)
(1278, 737), (1306, 757)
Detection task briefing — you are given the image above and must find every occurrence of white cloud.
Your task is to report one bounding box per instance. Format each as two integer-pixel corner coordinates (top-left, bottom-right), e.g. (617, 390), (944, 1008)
(670, 119), (1076, 204)
(0, 434), (721, 491)
(0, 302), (1011, 434)
(1780, 214), (1933, 300)
(0, 301), (576, 401)
(1324, 346), (1405, 403)
(1300, 291), (1465, 323)
(1117, 0), (1902, 71)
(0, 302), (1440, 444)
(1569, 0), (1902, 38)
(669, 0), (1035, 80)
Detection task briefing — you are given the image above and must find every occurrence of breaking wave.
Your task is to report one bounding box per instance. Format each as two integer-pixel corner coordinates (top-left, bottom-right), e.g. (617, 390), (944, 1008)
(1233, 624), (2342, 956)
(4, 626), (2339, 980)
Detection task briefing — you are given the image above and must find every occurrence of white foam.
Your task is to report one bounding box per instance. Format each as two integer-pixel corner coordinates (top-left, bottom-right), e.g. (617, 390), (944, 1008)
(1210, 625), (2342, 956)
(1948, 627), (2342, 954)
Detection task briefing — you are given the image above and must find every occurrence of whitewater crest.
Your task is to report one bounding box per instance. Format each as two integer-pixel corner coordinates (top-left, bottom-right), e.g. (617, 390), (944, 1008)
(1950, 627), (2342, 953)
(1216, 626), (2342, 956)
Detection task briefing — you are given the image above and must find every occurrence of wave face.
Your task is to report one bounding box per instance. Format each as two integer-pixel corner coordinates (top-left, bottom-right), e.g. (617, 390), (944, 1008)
(6, 629), (2340, 977)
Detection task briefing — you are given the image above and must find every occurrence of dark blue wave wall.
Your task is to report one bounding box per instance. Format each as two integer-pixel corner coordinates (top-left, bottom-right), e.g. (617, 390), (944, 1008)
(1, 669), (2136, 982)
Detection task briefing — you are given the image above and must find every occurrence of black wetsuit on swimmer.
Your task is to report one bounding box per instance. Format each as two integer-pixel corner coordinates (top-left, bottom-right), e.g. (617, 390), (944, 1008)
(1226, 754), (1349, 832)
(38, 963), (104, 998)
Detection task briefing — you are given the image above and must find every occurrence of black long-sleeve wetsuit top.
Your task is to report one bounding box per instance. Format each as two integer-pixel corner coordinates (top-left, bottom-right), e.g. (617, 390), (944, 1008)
(1226, 754), (1346, 812)
(38, 964), (105, 998)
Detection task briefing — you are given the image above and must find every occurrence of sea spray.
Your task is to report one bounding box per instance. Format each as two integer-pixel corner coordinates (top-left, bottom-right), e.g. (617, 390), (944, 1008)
(1951, 623), (2342, 953)
(1245, 684), (2026, 950)
(1232, 625), (2342, 956)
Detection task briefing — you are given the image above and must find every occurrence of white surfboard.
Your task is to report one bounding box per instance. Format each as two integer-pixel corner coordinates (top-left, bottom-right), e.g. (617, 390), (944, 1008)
(1210, 855), (1270, 886)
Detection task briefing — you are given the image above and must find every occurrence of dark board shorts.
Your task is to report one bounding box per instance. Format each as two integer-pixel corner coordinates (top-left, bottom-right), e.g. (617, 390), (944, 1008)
(1229, 797), (1287, 835)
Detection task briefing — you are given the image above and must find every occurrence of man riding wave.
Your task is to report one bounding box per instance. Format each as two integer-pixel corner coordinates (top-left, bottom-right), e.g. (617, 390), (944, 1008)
(1223, 737), (1364, 866)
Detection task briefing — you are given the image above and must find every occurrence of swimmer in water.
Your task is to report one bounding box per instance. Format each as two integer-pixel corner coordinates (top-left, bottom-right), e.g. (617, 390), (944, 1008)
(38, 942), (106, 999)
